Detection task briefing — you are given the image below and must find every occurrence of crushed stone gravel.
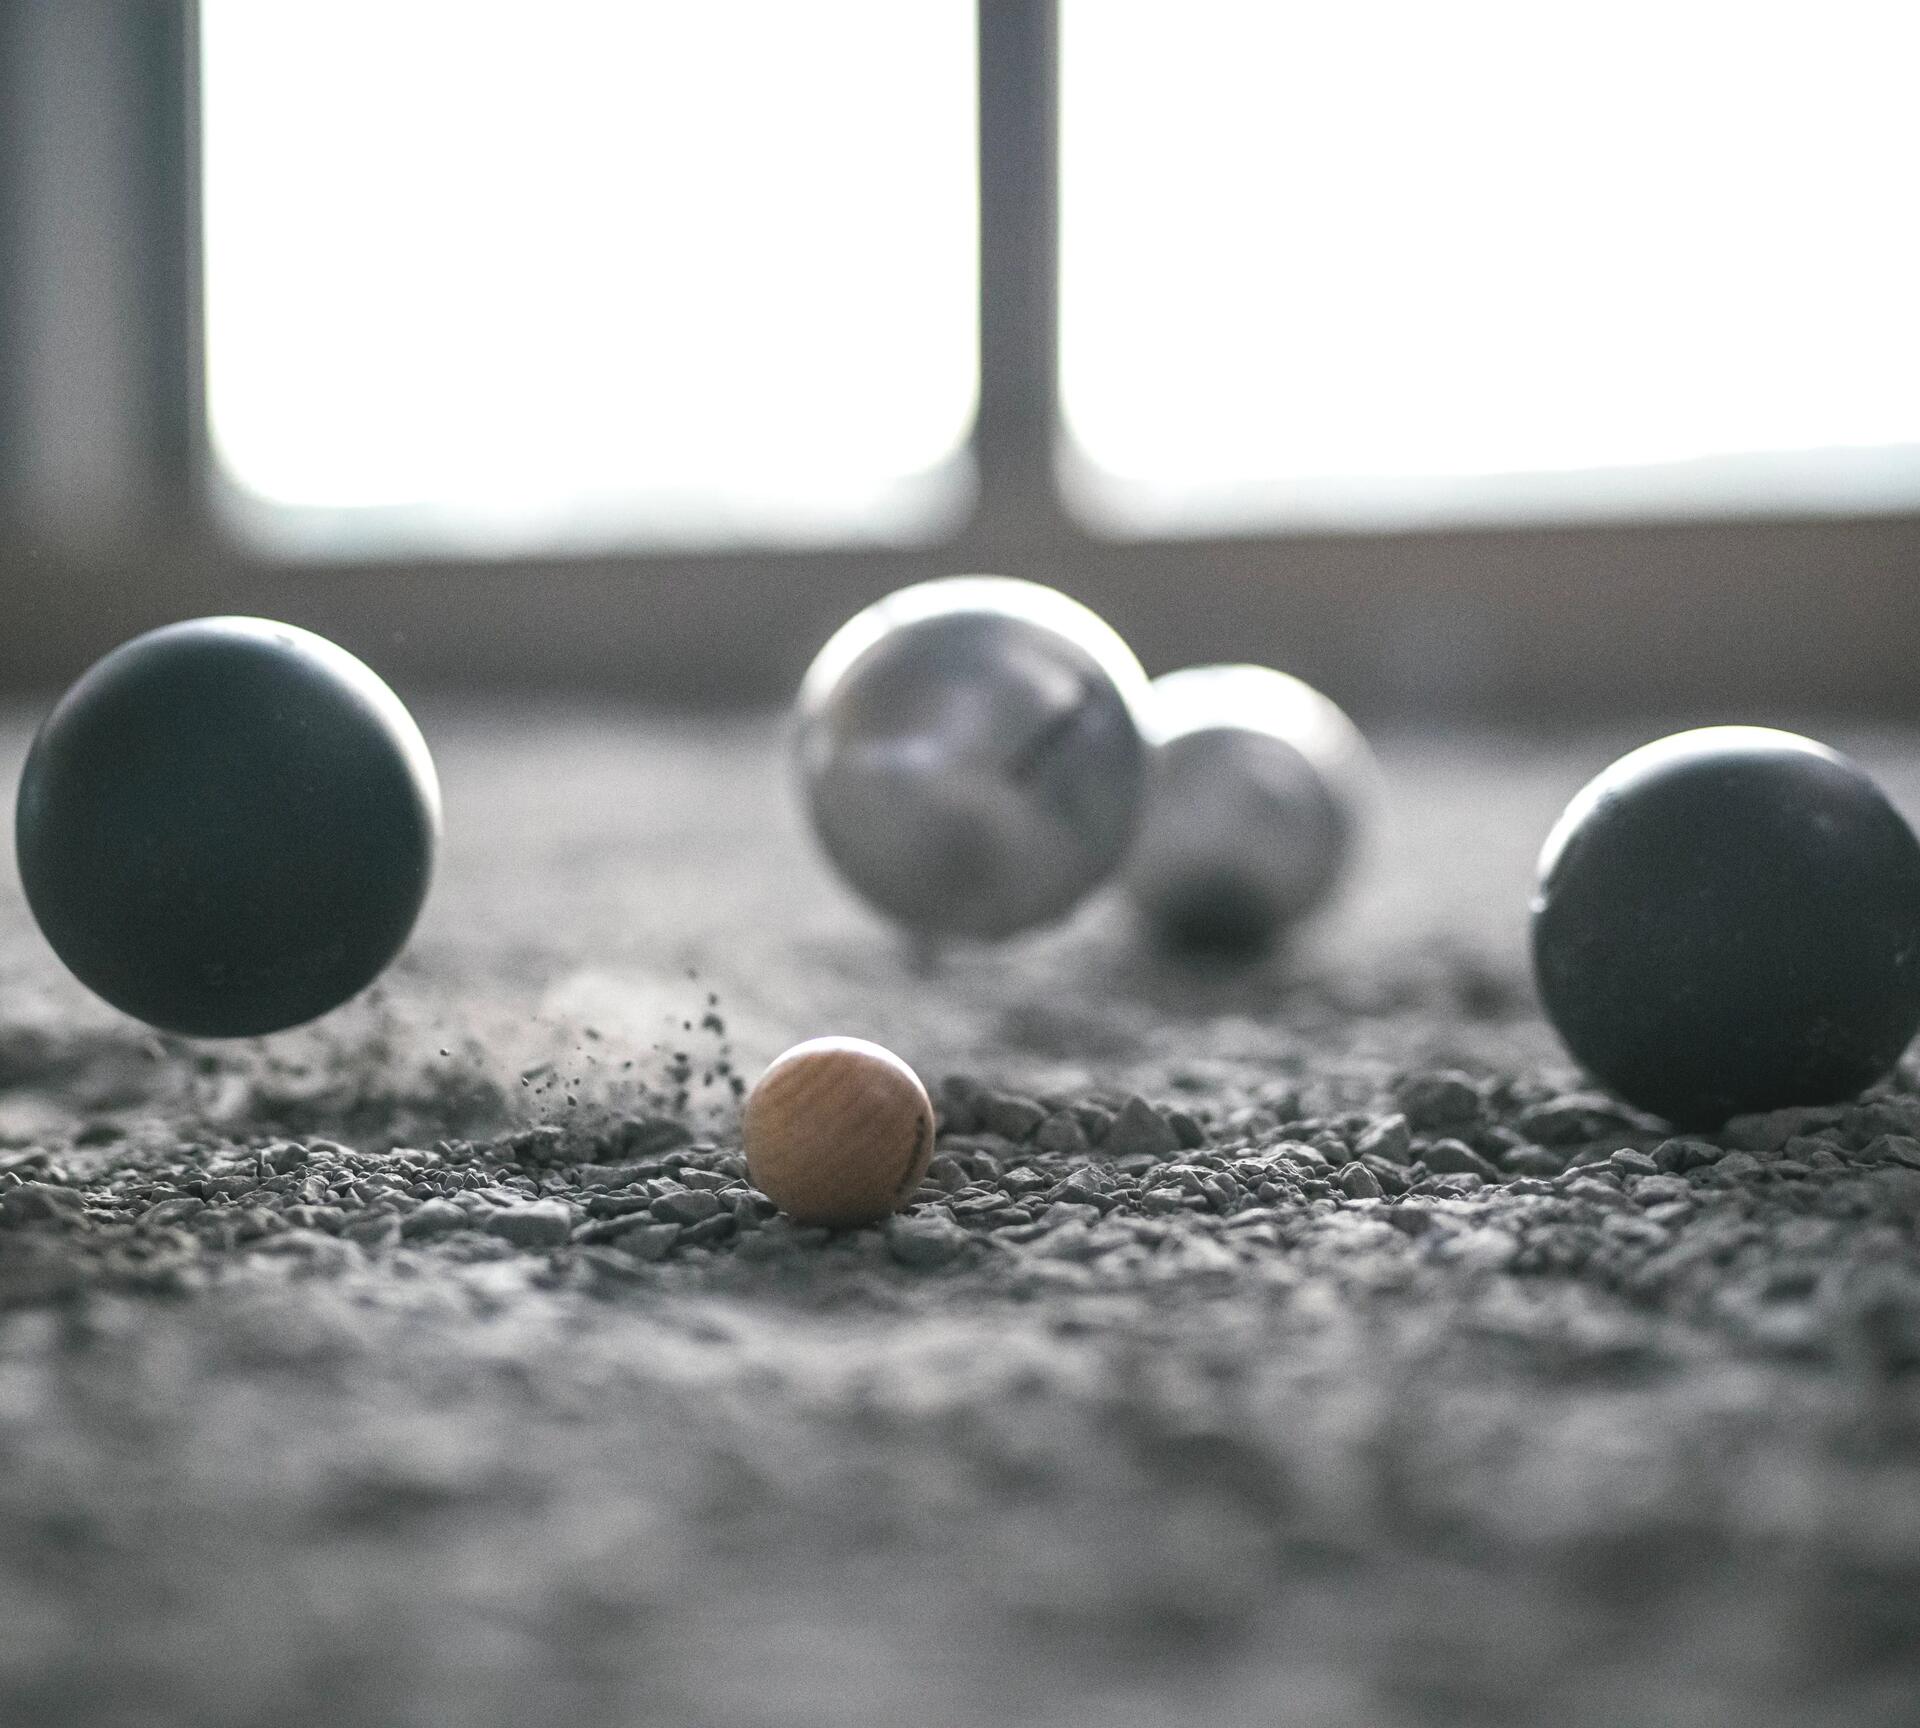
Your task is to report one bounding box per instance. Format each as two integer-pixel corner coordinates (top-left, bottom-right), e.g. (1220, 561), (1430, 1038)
(0, 711), (1917, 1728)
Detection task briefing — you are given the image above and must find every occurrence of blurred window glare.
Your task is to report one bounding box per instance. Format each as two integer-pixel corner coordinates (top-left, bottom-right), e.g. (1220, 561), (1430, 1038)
(200, 1), (979, 553)
(1059, 0), (1920, 532)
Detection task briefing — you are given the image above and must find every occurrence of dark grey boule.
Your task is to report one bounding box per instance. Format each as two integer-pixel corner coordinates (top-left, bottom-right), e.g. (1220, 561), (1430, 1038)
(1531, 726), (1920, 1127)
(15, 616), (440, 1037)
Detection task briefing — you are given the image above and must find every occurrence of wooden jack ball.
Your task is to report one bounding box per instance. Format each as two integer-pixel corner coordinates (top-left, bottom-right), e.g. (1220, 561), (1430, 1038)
(743, 1037), (935, 1227)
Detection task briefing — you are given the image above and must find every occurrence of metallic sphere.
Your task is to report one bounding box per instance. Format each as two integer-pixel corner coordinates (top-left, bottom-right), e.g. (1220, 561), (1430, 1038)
(796, 576), (1149, 940)
(1125, 664), (1376, 954)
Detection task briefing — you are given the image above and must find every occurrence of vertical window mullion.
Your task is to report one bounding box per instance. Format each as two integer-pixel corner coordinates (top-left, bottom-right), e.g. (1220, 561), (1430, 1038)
(139, 0), (200, 508)
(973, 0), (1061, 539)
(0, 0), (23, 507)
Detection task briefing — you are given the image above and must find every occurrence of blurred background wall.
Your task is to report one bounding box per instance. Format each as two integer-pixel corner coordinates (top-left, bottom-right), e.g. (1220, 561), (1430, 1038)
(3, 0), (1918, 720)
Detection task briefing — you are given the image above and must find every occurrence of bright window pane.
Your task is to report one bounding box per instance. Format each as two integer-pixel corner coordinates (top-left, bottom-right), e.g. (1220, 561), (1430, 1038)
(1061, 1), (1920, 531)
(201, 1), (978, 552)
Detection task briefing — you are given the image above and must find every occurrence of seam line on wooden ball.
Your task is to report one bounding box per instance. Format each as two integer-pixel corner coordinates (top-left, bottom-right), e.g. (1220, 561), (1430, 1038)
(891, 1112), (934, 1202)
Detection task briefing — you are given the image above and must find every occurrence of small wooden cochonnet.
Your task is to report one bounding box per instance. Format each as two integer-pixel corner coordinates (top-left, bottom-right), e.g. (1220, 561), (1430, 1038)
(743, 1037), (935, 1228)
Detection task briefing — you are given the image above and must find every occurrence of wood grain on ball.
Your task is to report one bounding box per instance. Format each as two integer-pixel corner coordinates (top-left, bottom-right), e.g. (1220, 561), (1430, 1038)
(743, 1037), (934, 1227)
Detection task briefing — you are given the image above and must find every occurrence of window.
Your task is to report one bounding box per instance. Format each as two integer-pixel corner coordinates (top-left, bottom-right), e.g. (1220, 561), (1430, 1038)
(1059, 0), (1920, 533)
(199, 0), (979, 554)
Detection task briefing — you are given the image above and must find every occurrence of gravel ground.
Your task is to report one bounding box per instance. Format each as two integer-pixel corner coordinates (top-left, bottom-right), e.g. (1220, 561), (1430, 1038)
(1, 705), (1918, 1728)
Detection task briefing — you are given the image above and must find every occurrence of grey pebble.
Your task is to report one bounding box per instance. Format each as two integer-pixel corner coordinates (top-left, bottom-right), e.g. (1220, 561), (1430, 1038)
(1353, 1115), (1412, 1166)
(923, 1155), (971, 1192)
(569, 1162), (654, 1191)
(677, 1213), (737, 1248)
(1653, 1138), (1723, 1173)
(140, 1197), (206, 1227)
(1609, 1149), (1660, 1178)
(1167, 1109), (1207, 1150)
(1035, 1112), (1089, 1153)
(651, 1189), (723, 1225)
(614, 1116), (695, 1157)
(1360, 1156), (1410, 1195)
(1858, 1134), (1920, 1170)
(619, 1223), (681, 1261)
(401, 1198), (469, 1239)
(1395, 1072), (1481, 1131)
(1561, 1177), (1636, 1210)
(1040, 1201), (1104, 1229)
(485, 1201), (573, 1249)
(1501, 1147), (1562, 1178)
(674, 1169), (735, 1193)
(1049, 1167), (1112, 1206)
(1105, 1097), (1180, 1160)
(886, 1214), (970, 1269)
(2, 1183), (85, 1223)
(285, 1205), (346, 1232)
(1515, 1092), (1664, 1145)
(1419, 1173), (1484, 1196)
(342, 1214), (401, 1249)
(933, 1076), (982, 1132)
(1337, 1162), (1384, 1200)
(1071, 1103), (1116, 1141)
(1432, 1226), (1517, 1271)
(980, 1094), (1047, 1141)
(1721, 1106), (1849, 1153)
(1422, 1139), (1498, 1180)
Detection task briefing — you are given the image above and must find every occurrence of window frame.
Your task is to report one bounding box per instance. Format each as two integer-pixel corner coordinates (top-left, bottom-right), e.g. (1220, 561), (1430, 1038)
(3, 0), (1920, 724)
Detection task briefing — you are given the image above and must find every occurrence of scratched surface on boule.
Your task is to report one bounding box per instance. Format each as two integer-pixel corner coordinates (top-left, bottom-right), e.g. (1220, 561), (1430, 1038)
(0, 706), (1917, 1728)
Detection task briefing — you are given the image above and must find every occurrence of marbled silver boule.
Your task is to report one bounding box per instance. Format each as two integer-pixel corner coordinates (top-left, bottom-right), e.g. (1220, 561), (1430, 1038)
(796, 576), (1148, 940)
(1126, 664), (1376, 953)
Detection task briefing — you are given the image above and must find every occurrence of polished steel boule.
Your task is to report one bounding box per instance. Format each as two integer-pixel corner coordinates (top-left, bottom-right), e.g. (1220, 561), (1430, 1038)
(795, 576), (1149, 940)
(1125, 664), (1376, 954)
